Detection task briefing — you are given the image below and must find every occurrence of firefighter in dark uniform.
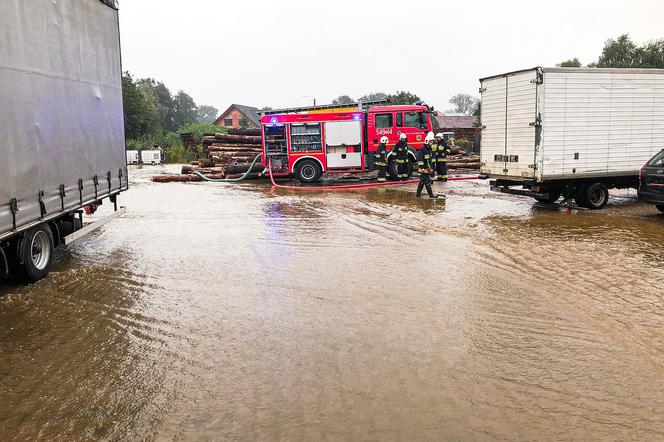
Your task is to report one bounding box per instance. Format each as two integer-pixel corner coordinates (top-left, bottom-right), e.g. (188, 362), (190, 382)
(391, 133), (410, 180)
(430, 133), (439, 180)
(435, 132), (451, 181)
(416, 132), (438, 198)
(374, 136), (388, 182)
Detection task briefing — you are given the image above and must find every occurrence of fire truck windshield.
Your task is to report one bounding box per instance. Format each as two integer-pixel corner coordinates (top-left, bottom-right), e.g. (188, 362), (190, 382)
(404, 111), (428, 129)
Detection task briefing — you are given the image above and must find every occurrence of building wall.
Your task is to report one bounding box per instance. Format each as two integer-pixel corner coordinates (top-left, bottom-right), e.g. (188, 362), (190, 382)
(215, 108), (258, 129)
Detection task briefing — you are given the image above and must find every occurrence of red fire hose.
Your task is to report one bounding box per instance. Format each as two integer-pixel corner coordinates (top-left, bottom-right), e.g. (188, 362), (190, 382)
(268, 160), (481, 191)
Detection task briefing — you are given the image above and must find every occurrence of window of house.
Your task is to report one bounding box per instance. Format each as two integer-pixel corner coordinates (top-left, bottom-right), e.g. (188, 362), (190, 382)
(375, 114), (393, 129)
(224, 118), (233, 126)
(396, 113), (403, 127)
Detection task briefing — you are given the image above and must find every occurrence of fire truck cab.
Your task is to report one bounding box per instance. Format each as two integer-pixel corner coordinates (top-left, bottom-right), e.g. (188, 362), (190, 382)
(261, 101), (433, 182)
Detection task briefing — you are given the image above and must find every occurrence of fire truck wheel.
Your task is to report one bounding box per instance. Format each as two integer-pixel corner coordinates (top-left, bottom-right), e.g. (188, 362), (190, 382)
(16, 224), (54, 283)
(295, 159), (322, 183)
(387, 161), (413, 180)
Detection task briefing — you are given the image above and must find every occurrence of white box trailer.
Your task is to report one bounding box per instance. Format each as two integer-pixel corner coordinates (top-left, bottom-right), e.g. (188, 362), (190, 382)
(126, 150), (139, 165)
(0, 0), (127, 282)
(480, 67), (664, 208)
(141, 149), (162, 165)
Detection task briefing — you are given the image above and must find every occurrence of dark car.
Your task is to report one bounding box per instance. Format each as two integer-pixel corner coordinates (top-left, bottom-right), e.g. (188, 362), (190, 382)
(638, 149), (664, 212)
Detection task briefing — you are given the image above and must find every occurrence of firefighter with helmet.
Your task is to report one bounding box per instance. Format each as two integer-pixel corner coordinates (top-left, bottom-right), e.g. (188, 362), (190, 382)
(435, 132), (452, 181)
(374, 136), (389, 182)
(391, 133), (411, 180)
(416, 132), (438, 198)
(431, 132), (441, 179)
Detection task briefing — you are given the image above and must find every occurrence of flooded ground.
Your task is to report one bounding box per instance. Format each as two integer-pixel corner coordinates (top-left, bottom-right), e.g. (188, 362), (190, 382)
(1, 165), (663, 441)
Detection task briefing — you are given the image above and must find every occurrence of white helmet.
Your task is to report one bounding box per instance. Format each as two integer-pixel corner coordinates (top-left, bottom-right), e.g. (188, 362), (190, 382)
(399, 133), (407, 140)
(425, 132), (435, 143)
(435, 132), (444, 138)
(380, 136), (389, 144)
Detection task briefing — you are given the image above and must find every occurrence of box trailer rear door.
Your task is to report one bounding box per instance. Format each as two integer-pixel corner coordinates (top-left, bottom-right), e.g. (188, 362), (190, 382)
(479, 76), (507, 176)
(480, 68), (539, 179)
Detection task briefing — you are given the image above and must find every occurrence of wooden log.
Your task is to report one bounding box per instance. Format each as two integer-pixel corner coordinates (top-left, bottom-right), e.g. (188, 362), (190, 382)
(228, 128), (261, 136)
(207, 147), (262, 154)
(448, 162), (479, 168)
(206, 144), (262, 150)
(151, 173), (227, 183)
(152, 174), (202, 182)
(203, 134), (262, 144)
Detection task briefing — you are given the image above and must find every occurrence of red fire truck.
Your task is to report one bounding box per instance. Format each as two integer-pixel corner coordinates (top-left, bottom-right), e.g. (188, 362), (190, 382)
(260, 100), (434, 182)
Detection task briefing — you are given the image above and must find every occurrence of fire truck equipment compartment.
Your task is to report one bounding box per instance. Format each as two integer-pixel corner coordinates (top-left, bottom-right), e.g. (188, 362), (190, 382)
(325, 121), (363, 168)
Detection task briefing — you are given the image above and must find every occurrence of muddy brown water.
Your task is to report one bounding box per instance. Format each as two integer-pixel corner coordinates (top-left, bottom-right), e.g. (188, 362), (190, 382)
(1, 165), (663, 441)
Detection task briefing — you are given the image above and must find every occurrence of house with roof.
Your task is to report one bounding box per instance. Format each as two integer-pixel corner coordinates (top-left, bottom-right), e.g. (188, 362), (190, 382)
(435, 114), (481, 151)
(214, 104), (261, 129)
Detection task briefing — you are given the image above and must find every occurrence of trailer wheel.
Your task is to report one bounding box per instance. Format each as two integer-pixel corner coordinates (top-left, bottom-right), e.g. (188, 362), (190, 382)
(17, 224), (54, 283)
(295, 159), (322, 183)
(656, 205), (664, 213)
(534, 192), (561, 204)
(582, 183), (609, 210)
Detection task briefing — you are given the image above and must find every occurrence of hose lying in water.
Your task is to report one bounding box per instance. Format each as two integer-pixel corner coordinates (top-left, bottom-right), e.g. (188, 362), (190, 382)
(268, 160), (482, 191)
(194, 154), (263, 182)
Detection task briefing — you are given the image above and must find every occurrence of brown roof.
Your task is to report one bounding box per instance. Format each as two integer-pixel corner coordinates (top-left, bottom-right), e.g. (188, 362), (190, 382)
(214, 104), (261, 127)
(436, 115), (478, 129)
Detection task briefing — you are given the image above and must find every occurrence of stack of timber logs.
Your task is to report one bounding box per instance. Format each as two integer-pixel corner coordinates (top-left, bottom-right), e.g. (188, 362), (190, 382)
(180, 132), (198, 149)
(202, 133), (262, 166)
(447, 153), (480, 169)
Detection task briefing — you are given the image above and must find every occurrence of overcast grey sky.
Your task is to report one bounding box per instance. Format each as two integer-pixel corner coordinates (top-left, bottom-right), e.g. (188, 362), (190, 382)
(119, 0), (664, 114)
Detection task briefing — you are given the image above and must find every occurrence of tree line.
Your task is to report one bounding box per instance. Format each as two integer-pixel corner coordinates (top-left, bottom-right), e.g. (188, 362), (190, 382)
(122, 72), (219, 140)
(558, 34), (664, 68)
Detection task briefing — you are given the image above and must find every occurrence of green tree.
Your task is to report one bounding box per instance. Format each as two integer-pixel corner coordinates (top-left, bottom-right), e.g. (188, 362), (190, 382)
(389, 91), (420, 105)
(358, 92), (388, 102)
(136, 78), (177, 132)
(173, 91), (198, 130)
(122, 72), (152, 140)
(448, 93), (479, 115)
(636, 39), (664, 68)
(239, 117), (250, 128)
(260, 106), (274, 112)
(196, 105), (218, 124)
(595, 34), (639, 68)
(153, 81), (177, 131)
(332, 95), (354, 105)
(557, 58), (582, 67)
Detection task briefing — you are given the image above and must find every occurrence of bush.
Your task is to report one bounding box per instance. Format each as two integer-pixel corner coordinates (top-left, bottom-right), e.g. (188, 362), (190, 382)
(455, 139), (473, 150)
(164, 144), (198, 164)
(178, 123), (227, 140)
(126, 124), (225, 164)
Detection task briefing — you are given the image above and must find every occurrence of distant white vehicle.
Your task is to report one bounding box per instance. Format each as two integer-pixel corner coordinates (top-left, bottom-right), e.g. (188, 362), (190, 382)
(126, 150), (139, 165)
(141, 149), (162, 165)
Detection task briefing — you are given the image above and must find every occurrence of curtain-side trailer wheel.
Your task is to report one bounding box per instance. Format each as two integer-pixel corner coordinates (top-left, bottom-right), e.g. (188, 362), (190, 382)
(17, 224), (55, 283)
(295, 159), (322, 183)
(583, 183), (609, 209)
